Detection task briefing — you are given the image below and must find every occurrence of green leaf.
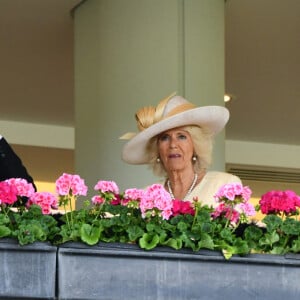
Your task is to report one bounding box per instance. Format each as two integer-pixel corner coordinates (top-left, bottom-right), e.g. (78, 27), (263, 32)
(177, 221), (189, 232)
(222, 248), (234, 260)
(291, 238), (300, 253)
(0, 214), (10, 225)
(243, 225), (264, 250)
(262, 215), (282, 232)
(200, 222), (214, 234)
(139, 233), (159, 250)
(220, 228), (235, 243)
(146, 222), (164, 234)
(244, 225), (264, 241)
(281, 218), (300, 235)
(80, 224), (101, 245)
(220, 238), (249, 259)
(16, 223), (47, 245)
(270, 246), (285, 255)
(181, 233), (197, 251)
(161, 237), (183, 250)
(259, 231), (280, 247)
(232, 238), (250, 256)
(0, 225), (11, 238)
(127, 225), (144, 241)
(198, 233), (214, 250)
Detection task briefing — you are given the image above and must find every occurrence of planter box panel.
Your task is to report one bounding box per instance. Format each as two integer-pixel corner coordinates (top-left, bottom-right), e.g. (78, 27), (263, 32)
(0, 239), (57, 299)
(57, 243), (300, 300)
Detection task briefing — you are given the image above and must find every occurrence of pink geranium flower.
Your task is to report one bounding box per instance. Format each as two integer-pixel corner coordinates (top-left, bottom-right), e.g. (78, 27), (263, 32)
(92, 180), (120, 205)
(55, 173), (88, 196)
(122, 188), (145, 206)
(5, 178), (35, 198)
(140, 184), (173, 220)
(212, 183), (255, 225)
(124, 188), (144, 201)
(94, 180), (119, 194)
(91, 195), (105, 205)
(214, 182), (251, 202)
(27, 192), (58, 215)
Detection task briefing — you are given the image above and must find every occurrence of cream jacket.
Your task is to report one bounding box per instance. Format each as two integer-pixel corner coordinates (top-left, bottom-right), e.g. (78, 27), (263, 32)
(185, 171), (241, 207)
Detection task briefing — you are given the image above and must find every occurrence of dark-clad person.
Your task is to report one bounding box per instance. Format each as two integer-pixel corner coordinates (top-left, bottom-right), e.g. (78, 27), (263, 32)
(121, 93), (241, 207)
(0, 135), (36, 191)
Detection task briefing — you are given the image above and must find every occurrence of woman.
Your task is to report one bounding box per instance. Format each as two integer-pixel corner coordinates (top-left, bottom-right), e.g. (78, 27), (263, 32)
(121, 93), (241, 207)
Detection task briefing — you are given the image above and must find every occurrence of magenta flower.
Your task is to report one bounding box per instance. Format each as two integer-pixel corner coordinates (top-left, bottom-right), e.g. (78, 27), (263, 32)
(0, 181), (18, 205)
(259, 190), (300, 215)
(55, 173), (88, 196)
(27, 192), (58, 215)
(172, 199), (195, 216)
(5, 178), (35, 198)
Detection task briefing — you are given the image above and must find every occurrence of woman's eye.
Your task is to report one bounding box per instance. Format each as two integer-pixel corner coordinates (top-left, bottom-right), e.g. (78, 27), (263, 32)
(178, 134), (187, 140)
(159, 134), (169, 141)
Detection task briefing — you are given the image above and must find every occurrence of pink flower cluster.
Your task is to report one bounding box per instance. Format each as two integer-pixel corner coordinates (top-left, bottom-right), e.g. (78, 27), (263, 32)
(94, 180), (119, 194)
(92, 180), (120, 205)
(123, 188), (145, 205)
(259, 190), (300, 215)
(139, 184), (173, 220)
(27, 192), (58, 215)
(214, 182), (252, 202)
(212, 183), (255, 225)
(92, 181), (174, 220)
(55, 173), (88, 196)
(5, 178), (35, 198)
(0, 178), (58, 215)
(0, 178), (35, 206)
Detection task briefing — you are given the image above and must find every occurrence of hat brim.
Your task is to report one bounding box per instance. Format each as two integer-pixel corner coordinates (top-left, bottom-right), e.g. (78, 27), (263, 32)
(122, 106), (229, 164)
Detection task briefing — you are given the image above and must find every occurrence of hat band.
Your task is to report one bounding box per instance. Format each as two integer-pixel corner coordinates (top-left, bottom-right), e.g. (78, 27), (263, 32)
(163, 102), (196, 119)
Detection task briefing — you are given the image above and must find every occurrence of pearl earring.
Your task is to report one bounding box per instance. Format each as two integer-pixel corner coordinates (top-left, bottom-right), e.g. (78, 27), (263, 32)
(156, 157), (161, 163)
(192, 156), (197, 161)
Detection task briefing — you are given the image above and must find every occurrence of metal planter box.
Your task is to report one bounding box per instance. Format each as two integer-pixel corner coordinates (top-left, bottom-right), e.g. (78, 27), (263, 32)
(0, 239), (57, 300)
(57, 242), (300, 300)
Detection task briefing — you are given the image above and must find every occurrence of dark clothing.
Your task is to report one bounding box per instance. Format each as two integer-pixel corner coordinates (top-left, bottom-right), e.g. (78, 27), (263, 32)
(0, 137), (36, 190)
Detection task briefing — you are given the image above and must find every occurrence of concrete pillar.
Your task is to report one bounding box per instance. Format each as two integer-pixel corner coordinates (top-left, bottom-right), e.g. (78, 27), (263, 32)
(74, 0), (225, 199)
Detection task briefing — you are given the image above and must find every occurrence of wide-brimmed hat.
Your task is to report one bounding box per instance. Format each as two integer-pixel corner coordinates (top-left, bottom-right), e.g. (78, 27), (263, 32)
(121, 93), (229, 164)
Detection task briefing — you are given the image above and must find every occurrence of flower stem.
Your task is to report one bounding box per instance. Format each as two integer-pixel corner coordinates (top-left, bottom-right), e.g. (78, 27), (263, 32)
(192, 203), (199, 230)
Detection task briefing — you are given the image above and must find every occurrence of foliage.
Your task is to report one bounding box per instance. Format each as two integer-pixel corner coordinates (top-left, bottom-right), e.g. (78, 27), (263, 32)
(1, 174), (300, 260)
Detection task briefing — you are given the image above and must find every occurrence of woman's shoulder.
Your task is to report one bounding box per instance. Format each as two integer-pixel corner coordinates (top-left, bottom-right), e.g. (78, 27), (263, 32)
(205, 171), (241, 183)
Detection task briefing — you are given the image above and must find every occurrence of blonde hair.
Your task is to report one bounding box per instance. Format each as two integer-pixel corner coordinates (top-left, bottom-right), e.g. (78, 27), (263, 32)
(146, 125), (213, 178)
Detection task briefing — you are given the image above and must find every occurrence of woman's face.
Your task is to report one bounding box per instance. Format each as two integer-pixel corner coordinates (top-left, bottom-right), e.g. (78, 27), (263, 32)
(157, 127), (194, 173)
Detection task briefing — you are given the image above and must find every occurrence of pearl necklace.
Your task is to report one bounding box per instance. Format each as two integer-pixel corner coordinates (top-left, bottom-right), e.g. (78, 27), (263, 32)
(167, 173), (198, 200)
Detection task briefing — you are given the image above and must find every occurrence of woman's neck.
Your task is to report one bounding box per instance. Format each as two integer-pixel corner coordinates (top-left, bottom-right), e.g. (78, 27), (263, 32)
(166, 170), (204, 200)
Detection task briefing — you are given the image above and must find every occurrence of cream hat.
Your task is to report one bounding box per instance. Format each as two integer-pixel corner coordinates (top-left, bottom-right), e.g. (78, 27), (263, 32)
(121, 93), (229, 164)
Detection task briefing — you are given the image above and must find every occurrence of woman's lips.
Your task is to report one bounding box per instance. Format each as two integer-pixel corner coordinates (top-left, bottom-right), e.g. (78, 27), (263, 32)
(168, 154), (181, 158)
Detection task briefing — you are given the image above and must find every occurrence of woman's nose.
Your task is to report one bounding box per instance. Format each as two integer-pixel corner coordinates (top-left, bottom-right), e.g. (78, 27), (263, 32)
(169, 137), (177, 148)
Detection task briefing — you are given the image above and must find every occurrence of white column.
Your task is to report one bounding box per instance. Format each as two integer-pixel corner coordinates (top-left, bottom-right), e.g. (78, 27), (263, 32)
(74, 0), (225, 200)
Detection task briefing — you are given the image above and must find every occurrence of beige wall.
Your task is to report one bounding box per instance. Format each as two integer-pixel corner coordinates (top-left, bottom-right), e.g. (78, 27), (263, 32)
(11, 144), (74, 192)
